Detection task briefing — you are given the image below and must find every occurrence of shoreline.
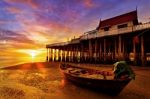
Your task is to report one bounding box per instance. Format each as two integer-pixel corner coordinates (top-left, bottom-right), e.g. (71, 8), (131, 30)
(1, 62), (150, 70)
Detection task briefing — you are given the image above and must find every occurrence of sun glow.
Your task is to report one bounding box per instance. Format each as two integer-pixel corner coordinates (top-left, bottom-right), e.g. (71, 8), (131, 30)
(30, 51), (36, 58)
(12, 49), (46, 64)
(17, 49), (45, 58)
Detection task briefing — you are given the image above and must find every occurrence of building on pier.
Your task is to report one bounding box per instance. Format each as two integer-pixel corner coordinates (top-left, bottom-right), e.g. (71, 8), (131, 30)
(46, 10), (150, 66)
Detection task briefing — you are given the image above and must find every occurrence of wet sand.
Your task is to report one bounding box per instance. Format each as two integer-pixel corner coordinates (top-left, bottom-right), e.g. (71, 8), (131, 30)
(0, 62), (150, 99)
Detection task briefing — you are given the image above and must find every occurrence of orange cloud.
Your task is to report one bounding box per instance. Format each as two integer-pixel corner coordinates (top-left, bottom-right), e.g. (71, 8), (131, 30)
(27, 0), (39, 9)
(5, 0), (39, 9)
(17, 14), (82, 44)
(6, 6), (22, 14)
(83, 0), (96, 8)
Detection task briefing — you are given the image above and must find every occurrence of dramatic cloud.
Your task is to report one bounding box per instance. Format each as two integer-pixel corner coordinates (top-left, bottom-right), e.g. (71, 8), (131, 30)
(0, 0), (150, 66)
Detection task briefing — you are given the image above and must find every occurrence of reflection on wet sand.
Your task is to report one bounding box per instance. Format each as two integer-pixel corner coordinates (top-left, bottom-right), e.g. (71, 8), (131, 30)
(0, 62), (150, 99)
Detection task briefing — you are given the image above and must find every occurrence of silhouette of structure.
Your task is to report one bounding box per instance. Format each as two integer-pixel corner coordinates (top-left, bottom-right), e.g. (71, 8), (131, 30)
(46, 10), (150, 66)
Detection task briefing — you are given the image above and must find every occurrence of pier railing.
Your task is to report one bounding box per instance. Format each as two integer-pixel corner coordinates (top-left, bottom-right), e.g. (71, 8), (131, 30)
(133, 22), (150, 31)
(80, 22), (150, 40)
(46, 42), (69, 48)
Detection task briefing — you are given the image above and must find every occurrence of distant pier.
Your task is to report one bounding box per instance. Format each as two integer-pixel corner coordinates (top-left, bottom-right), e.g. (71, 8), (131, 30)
(46, 10), (150, 66)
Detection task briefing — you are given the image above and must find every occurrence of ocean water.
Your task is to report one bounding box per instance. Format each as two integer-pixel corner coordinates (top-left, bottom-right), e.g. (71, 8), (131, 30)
(0, 56), (46, 68)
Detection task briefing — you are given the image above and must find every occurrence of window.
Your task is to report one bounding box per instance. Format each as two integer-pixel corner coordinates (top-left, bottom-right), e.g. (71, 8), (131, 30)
(117, 24), (127, 29)
(104, 27), (109, 31)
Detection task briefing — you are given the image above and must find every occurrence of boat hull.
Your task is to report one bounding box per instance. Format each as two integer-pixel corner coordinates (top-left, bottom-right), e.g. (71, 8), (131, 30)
(60, 64), (131, 95)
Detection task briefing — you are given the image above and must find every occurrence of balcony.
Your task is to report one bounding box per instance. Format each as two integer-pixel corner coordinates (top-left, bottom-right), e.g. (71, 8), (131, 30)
(81, 22), (150, 40)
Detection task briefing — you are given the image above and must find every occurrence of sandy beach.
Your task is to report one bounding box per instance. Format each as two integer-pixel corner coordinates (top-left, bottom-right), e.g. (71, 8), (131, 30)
(0, 62), (150, 99)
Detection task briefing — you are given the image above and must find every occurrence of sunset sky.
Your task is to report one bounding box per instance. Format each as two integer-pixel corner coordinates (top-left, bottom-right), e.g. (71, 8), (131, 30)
(0, 0), (150, 66)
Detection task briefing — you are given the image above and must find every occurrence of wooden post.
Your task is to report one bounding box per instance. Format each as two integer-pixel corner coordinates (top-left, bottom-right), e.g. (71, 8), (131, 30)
(54, 49), (56, 61)
(71, 48), (73, 62)
(46, 48), (48, 61)
(63, 49), (65, 62)
(122, 37), (125, 60)
(70, 46), (73, 62)
(99, 42), (102, 62)
(60, 49), (62, 62)
(89, 39), (92, 63)
(104, 38), (106, 62)
(57, 49), (59, 61)
(115, 38), (117, 61)
(66, 48), (69, 62)
(95, 39), (98, 63)
(118, 35), (122, 60)
(61, 49), (63, 62)
(112, 38), (115, 62)
(49, 48), (51, 61)
(73, 46), (75, 62)
(50, 48), (52, 61)
(64, 49), (66, 62)
(59, 49), (61, 62)
(55, 49), (58, 61)
(75, 46), (77, 62)
(51, 49), (53, 61)
(72, 47), (74, 62)
(133, 39), (137, 65)
(62, 49), (64, 62)
(80, 43), (83, 63)
(55, 49), (57, 61)
(141, 35), (146, 66)
(69, 50), (71, 62)
(69, 47), (71, 62)
(68, 50), (70, 62)
(76, 46), (78, 62)
(58, 49), (60, 61)
(72, 46), (74, 62)
(108, 43), (111, 62)
(77, 46), (79, 62)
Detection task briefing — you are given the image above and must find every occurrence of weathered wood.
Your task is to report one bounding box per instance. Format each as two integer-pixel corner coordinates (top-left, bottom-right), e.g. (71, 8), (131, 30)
(80, 43), (84, 62)
(58, 49), (60, 61)
(66, 48), (69, 62)
(62, 50), (64, 62)
(46, 48), (48, 61)
(95, 39), (98, 63)
(59, 49), (62, 62)
(73, 46), (76, 62)
(49, 48), (51, 61)
(122, 37), (125, 60)
(133, 38), (137, 65)
(118, 36), (122, 60)
(99, 42), (102, 62)
(104, 38), (106, 62)
(71, 47), (73, 62)
(141, 35), (146, 66)
(89, 40), (93, 63)
(115, 38), (117, 61)
(54, 49), (56, 61)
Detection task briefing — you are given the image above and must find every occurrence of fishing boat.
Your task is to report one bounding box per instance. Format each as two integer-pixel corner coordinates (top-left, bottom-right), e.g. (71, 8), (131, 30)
(60, 62), (134, 95)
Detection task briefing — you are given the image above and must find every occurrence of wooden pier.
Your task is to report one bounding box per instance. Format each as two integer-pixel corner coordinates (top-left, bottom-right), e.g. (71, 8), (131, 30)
(46, 10), (150, 66)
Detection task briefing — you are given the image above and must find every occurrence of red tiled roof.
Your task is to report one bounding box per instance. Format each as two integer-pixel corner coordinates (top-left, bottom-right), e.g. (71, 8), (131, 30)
(97, 10), (138, 29)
